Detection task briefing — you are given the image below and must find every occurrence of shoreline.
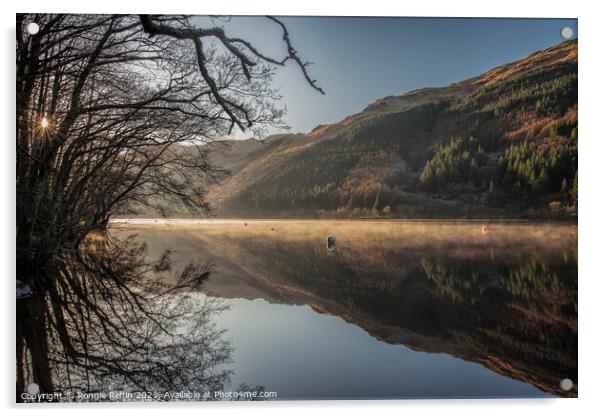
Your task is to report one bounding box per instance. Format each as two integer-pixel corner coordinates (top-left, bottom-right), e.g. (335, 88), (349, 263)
(109, 218), (578, 226)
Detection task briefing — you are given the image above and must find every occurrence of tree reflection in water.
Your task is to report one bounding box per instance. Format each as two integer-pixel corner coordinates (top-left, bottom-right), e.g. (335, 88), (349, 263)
(16, 233), (233, 402)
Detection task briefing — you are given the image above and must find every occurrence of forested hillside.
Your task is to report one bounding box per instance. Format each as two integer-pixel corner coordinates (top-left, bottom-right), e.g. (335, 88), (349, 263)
(203, 40), (578, 219)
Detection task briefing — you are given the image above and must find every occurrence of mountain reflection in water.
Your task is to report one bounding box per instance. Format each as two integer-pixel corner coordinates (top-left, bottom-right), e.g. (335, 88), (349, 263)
(112, 220), (577, 399)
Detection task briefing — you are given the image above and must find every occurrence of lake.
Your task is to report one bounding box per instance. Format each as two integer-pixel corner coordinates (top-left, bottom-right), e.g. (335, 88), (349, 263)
(110, 219), (578, 399)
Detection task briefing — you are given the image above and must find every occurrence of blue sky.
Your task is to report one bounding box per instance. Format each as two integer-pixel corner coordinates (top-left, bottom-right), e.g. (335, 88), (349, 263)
(200, 16), (577, 136)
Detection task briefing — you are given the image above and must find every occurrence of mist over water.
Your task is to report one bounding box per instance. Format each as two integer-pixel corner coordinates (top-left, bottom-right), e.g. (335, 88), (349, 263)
(111, 220), (577, 399)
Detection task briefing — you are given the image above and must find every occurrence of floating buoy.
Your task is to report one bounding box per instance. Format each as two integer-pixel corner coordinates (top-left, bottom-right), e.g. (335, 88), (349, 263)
(270, 227), (275, 231)
(326, 235), (336, 252)
(482, 225), (489, 234)
(244, 222), (248, 227)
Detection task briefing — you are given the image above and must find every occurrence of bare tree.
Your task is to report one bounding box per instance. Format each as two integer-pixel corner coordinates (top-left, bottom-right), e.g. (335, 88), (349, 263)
(16, 14), (322, 400)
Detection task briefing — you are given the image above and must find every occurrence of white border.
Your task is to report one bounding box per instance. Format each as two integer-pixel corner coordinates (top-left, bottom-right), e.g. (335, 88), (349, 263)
(2, 1), (600, 416)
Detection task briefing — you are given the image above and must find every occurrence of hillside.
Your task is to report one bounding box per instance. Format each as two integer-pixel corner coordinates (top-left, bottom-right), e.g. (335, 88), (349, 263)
(204, 40), (577, 218)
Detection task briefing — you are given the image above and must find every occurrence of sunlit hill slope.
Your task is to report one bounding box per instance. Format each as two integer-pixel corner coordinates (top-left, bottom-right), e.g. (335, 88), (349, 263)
(202, 40), (577, 218)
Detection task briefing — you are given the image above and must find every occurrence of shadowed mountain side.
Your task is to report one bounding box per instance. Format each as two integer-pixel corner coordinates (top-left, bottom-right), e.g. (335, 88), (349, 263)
(111, 221), (577, 397)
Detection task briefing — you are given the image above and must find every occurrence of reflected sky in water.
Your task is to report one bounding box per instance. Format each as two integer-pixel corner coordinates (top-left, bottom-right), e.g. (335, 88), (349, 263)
(215, 295), (549, 399)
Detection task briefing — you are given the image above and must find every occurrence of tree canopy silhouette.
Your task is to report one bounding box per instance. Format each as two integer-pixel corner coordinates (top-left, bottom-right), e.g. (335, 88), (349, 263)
(15, 13), (322, 401)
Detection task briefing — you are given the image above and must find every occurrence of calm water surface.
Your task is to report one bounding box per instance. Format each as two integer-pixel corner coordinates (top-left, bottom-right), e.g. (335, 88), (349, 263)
(111, 220), (577, 399)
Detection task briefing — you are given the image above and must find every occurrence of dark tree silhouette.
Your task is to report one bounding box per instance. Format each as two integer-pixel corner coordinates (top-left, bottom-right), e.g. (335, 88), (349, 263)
(15, 14), (322, 401)
(18, 234), (232, 402)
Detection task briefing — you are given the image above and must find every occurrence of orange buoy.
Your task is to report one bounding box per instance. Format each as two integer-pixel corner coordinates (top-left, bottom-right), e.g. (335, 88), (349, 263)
(482, 225), (489, 234)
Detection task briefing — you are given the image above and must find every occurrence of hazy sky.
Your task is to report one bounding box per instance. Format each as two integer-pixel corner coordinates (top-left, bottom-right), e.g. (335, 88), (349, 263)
(201, 16), (577, 137)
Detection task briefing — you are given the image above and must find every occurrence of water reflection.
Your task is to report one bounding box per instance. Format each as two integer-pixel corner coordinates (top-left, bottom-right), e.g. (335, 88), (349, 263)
(16, 234), (234, 402)
(115, 220), (577, 398)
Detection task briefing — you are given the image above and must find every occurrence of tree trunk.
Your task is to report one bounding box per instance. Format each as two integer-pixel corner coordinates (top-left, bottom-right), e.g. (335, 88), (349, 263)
(16, 292), (54, 400)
